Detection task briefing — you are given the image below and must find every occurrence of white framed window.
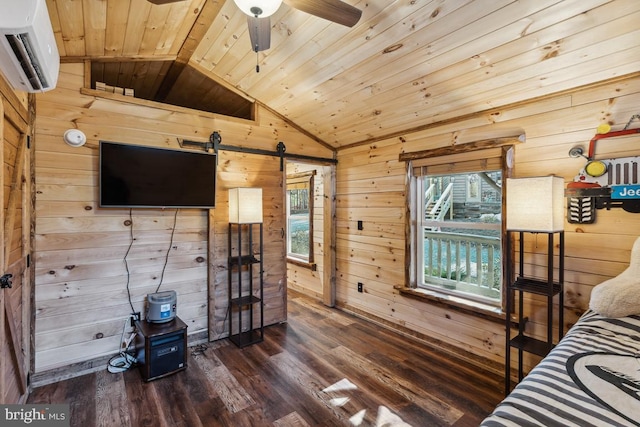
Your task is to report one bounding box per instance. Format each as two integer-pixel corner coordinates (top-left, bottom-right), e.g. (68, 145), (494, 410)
(407, 146), (513, 308)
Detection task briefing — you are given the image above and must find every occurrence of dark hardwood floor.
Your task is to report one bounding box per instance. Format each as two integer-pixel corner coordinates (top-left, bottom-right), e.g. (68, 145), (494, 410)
(28, 292), (504, 426)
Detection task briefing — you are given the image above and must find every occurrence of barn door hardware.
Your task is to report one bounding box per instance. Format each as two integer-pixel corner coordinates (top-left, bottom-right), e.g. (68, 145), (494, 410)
(179, 132), (337, 171)
(565, 114), (640, 223)
(0, 273), (12, 289)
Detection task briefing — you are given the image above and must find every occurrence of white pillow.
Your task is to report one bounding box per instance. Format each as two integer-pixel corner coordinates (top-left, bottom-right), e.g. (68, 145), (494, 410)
(589, 236), (640, 317)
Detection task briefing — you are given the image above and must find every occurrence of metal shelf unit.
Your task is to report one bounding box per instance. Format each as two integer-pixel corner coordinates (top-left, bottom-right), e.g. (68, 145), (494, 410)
(505, 231), (564, 394)
(228, 222), (264, 347)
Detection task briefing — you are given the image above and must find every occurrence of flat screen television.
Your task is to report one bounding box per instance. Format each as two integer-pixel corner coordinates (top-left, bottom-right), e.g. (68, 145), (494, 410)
(99, 141), (216, 208)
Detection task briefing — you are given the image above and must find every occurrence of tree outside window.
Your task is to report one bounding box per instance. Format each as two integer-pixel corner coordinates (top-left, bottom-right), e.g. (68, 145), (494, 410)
(287, 172), (314, 265)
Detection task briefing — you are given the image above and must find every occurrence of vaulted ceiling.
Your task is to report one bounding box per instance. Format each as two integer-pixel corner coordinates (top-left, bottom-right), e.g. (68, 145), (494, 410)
(47, 0), (640, 148)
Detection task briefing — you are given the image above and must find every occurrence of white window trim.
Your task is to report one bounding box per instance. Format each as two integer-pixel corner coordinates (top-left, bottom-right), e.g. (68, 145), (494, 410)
(414, 171), (503, 307)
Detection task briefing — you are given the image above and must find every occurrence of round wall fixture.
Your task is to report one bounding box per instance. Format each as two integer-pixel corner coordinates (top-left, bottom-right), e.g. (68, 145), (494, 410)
(63, 129), (87, 147)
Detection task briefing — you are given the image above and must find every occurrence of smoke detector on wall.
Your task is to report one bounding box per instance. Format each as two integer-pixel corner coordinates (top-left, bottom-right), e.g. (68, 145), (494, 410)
(63, 129), (86, 147)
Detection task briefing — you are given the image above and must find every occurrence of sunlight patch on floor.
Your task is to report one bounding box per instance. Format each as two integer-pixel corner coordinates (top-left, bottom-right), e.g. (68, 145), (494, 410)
(323, 378), (358, 393)
(322, 378), (412, 426)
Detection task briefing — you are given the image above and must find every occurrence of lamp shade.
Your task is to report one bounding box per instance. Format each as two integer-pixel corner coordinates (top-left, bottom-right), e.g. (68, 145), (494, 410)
(233, 0), (282, 17)
(506, 176), (564, 232)
(229, 188), (263, 223)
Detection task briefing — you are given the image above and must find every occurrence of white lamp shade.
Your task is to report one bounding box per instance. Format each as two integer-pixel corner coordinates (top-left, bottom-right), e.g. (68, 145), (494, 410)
(229, 188), (263, 223)
(233, 0), (282, 17)
(506, 176), (565, 232)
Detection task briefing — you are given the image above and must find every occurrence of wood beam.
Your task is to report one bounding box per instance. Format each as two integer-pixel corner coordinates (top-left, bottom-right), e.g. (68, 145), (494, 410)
(399, 136), (523, 162)
(60, 55), (177, 63)
(322, 165), (337, 307)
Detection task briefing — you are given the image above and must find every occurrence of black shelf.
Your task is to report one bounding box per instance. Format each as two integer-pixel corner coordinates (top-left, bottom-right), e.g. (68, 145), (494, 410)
(230, 295), (261, 307)
(509, 334), (555, 357)
(229, 329), (263, 348)
(229, 255), (260, 267)
(505, 230), (564, 395)
(511, 277), (561, 296)
(228, 222), (264, 347)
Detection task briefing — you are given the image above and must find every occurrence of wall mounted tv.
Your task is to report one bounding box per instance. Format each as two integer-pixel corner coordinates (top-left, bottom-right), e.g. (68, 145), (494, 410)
(99, 141), (216, 208)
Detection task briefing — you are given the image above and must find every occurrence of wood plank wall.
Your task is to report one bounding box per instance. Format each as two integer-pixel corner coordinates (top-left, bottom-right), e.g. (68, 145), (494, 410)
(30, 63), (640, 381)
(286, 162), (325, 299)
(33, 63), (330, 376)
(334, 73), (640, 374)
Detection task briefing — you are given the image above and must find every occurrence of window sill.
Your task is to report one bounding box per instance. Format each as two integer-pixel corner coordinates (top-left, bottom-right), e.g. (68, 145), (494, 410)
(395, 286), (505, 324)
(287, 257), (317, 271)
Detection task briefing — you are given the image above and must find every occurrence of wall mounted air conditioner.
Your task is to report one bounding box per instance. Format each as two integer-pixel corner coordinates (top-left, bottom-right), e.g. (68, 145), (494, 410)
(0, 0), (59, 93)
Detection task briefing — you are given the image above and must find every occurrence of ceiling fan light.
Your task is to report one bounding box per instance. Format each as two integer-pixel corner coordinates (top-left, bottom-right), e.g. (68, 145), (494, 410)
(233, 0), (283, 18)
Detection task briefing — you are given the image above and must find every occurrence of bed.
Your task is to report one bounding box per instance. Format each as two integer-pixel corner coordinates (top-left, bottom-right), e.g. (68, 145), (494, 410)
(481, 310), (640, 426)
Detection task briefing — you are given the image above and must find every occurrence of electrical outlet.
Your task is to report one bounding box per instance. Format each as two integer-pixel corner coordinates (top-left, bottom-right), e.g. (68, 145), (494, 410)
(130, 312), (141, 327)
(357, 282), (363, 293)
(357, 220), (363, 230)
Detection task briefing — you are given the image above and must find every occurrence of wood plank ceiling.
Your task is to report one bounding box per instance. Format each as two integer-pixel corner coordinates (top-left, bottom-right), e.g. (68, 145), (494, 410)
(47, 0), (640, 148)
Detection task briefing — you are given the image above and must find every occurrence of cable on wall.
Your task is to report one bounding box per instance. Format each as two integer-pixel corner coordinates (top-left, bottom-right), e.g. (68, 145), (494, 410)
(109, 209), (180, 374)
(124, 208), (135, 315)
(213, 306), (231, 340)
(155, 209), (179, 293)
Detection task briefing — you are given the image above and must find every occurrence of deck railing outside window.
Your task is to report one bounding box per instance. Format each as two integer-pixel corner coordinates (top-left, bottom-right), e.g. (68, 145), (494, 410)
(422, 230), (501, 301)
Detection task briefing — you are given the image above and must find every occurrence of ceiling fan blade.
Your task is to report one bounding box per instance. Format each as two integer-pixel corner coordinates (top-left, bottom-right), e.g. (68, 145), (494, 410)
(284, 0), (362, 27)
(247, 16), (271, 52)
(146, 0), (188, 4)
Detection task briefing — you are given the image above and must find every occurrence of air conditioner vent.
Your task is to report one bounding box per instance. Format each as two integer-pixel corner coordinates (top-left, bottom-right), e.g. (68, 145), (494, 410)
(0, 0), (59, 93)
(5, 33), (49, 91)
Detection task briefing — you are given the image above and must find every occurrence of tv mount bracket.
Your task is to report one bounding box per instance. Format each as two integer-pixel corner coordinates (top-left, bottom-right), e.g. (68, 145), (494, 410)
(179, 131), (337, 171)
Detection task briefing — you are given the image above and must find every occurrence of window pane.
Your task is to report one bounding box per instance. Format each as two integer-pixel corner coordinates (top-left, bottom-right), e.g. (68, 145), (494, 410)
(287, 188), (310, 259)
(419, 171), (502, 304)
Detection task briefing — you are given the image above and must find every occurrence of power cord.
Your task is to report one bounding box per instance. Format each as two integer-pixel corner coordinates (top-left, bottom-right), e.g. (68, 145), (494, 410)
(191, 344), (208, 356)
(124, 208), (135, 314)
(112, 208), (179, 373)
(107, 318), (136, 373)
(107, 352), (136, 374)
(155, 209), (179, 293)
(212, 305), (231, 339)
(124, 208), (178, 312)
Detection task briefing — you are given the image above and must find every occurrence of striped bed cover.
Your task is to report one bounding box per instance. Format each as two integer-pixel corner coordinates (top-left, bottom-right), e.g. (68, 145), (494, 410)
(481, 311), (640, 426)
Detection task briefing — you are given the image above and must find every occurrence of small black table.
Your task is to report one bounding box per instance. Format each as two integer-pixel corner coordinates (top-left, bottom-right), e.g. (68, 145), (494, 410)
(134, 316), (187, 381)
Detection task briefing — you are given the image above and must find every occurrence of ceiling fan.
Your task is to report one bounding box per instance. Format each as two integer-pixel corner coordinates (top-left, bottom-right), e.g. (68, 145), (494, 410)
(147, 0), (362, 52)
(235, 0), (362, 52)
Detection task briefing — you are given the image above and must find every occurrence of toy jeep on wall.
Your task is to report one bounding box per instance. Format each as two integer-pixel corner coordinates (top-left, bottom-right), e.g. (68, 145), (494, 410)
(565, 119), (640, 224)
